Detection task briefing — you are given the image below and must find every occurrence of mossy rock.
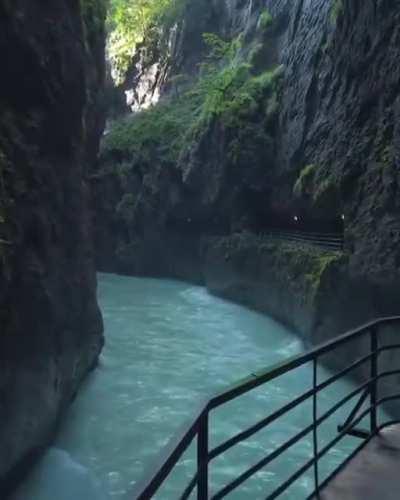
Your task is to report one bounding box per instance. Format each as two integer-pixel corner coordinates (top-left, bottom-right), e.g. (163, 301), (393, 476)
(330, 0), (344, 23)
(293, 164), (318, 198)
(305, 251), (345, 301)
(258, 9), (274, 32)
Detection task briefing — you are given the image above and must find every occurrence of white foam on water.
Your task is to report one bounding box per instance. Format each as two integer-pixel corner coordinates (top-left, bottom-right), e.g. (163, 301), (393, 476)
(13, 448), (108, 500)
(14, 274), (379, 499)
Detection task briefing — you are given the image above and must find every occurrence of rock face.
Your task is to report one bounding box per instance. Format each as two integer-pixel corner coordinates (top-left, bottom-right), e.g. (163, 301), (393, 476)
(0, 1), (105, 494)
(93, 0), (400, 383)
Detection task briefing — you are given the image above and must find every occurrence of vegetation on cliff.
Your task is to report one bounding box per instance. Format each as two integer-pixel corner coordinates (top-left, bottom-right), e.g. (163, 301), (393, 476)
(102, 60), (282, 162)
(98, 6), (282, 243)
(107, 0), (187, 81)
(330, 0), (344, 22)
(293, 162), (341, 216)
(209, 232), (345, 306)
(102, 10), (282, 167)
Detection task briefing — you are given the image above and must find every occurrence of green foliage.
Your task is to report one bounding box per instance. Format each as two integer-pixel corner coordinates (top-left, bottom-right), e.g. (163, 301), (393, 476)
(196, 63), (252, 123)
(103, 29), (284, 169)
(196, 36), (283, 128)
(265, 91), (279, 124)
(248, 42), (264, 66)
(305, 252), (343, 299)
(259, 9), (273, 31)
(213, 233), (345, 305)
(293, 164), (318, 197)
(107, 0), (187, 82)
(330, 0), (344, 22)
(379, 144), (393, 170)
(313, 177), (335, 205)
(102, 90), (202, 163)
(103, 59), (283, 165)
(202, 32), (243, 62)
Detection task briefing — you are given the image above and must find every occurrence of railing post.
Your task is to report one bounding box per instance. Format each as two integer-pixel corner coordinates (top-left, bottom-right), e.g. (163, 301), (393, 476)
(370, 326), (378, 434)
(312, 358), (320, 498)
(197, 411), (209, 500)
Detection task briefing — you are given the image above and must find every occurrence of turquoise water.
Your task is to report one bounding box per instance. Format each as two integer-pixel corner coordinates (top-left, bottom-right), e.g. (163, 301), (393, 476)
(14, 273), (368, 499)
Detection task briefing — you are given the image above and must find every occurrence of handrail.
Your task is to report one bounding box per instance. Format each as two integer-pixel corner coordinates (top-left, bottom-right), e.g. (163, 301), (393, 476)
(260, 230), (344, 250)
(133, 316), (400, 499)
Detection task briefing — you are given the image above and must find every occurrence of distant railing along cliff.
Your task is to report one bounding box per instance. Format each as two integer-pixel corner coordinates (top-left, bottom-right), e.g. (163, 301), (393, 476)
(260, 230), (344, 251)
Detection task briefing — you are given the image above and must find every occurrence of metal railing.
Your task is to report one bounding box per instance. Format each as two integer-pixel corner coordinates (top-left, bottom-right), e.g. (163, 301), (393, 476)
(260, 230), (344, 251)
(133, 316), (400, 499)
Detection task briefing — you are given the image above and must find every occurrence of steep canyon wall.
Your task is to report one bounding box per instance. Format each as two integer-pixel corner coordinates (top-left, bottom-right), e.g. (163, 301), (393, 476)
(0, 0), (105, 493)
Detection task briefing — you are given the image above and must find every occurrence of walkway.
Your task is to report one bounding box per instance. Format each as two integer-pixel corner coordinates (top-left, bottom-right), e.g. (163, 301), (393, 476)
(260, 230), (343, 251)
(318, 425), (400, 500)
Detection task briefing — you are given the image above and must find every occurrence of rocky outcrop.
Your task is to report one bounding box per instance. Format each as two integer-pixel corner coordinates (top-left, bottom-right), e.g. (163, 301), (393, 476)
(93, 0), (400, 357)
(0, 1), (105, 495)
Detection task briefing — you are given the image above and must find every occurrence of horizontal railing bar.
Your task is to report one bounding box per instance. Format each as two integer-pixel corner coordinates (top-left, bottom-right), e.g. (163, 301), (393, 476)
(211, 378), (372, 499)
(264, 238), (343, 249)
(265, 236), (343, 244)
(317, 351), (373, 388)
(378, 369), (400, 379)
(262, 233), (343, 241)
(261, 231), (343, 238)
(377, 393), (400, 406)
(315, 403), (373, 463)
(180, 473), (198, 500)
(212, 426), (314, 499)
(274, 403), (376, 500)
(306, 436), (372, 500)
(267, 399), (377, 500)
(377, 419), (400, 430)
(267, 236), (343, 243)
(134, 406), (208, 500)
(209, 317), (400, 410)
(378, 344), (400, 353)
(209, 353), (373, 461)
(266, 456), (315, 500)
(262, 229), (343, 234)
(209, 388), (314, 461)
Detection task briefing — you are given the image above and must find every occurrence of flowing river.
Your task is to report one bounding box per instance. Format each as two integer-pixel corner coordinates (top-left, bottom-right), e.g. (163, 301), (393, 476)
(13, 273), (367, 500)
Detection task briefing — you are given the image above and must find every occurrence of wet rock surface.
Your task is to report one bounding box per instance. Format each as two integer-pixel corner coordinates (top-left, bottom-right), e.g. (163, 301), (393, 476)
(91, 0), (400, 416)
(93, 0), (400, 336)
(0, 1), (105, 494)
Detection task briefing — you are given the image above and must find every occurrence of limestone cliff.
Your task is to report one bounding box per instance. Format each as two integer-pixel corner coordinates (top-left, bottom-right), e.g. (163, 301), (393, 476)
(0, 0), (105, 494)
(93, 0), (400, 348)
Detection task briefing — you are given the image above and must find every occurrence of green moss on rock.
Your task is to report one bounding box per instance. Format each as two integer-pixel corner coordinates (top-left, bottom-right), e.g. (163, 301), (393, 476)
(330, 0), (344, 23)
(209, 232), (346, 308)
(293, 164), (318, 197)
(102, 32), (284, 166)
(258, 9), (273, 31)
(304, 252), (344, 299)
(102, 90), (203, 163)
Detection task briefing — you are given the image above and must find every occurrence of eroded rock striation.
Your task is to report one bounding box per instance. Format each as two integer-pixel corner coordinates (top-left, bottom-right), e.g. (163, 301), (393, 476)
(0, 1), (105, 494)
(93, 0), (400, 368)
